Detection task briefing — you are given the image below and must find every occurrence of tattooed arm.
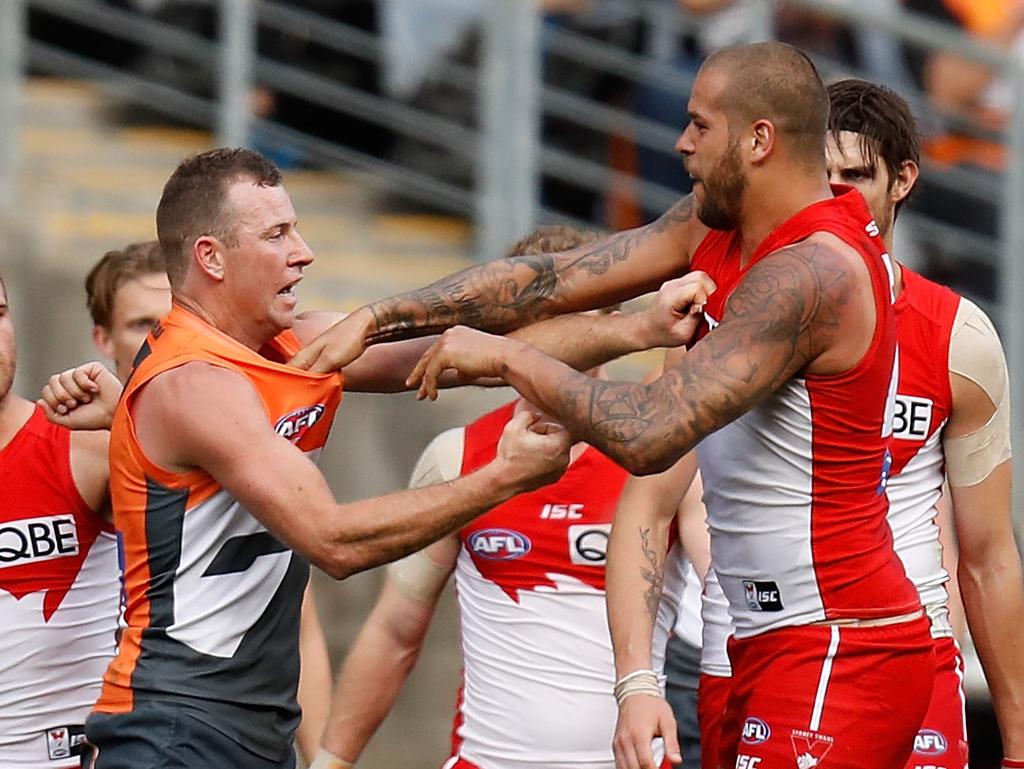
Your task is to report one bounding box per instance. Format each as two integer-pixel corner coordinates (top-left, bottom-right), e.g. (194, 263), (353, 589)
(410, 237), (868, 475)
(291, 197), (705, 372)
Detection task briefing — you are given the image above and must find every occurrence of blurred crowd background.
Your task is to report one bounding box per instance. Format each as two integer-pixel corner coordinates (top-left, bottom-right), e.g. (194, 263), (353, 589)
(1, 0), (1021, 766)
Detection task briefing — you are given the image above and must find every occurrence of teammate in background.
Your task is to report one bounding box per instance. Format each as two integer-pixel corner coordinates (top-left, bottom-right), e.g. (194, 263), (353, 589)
(78, 149), (715, 769)
(296, 42), (936, 769)
(826, 78), (1023, 768)
(0, 273), (118, 769)
(311, 227), (685, 769)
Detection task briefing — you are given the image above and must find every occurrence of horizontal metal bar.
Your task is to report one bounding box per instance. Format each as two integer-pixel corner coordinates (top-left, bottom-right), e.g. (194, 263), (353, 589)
(253, 57), (479, 160)
(544, 25), (693, 89)
(256, 0), (382, 64)
(28, 0), (217, 66)
(540, 144), (682, 212)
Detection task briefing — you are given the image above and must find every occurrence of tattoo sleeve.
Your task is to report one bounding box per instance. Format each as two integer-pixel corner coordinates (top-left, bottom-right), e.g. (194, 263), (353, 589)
(639, 526), (664, 622)
(363, 197), (696, 345)
(517, 242), (853, 474)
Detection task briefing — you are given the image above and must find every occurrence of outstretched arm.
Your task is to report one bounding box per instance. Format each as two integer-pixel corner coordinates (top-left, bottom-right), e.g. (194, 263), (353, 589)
(409, 240), (859, 475)
(292, 198), (704, 372)
(131, 363), (570, 579)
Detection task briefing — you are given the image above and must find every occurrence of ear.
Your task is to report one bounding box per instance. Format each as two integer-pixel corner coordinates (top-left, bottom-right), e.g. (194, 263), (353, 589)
(193, 235), (226, 281)
(750, 119), (776, 164)
(92, 325), (115, 362)
(889, 159), (919, 207)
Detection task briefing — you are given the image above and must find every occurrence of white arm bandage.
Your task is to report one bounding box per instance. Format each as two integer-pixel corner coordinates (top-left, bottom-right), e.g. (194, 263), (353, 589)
(944, 299), (1012, 487)
(386, 428), (465, 603)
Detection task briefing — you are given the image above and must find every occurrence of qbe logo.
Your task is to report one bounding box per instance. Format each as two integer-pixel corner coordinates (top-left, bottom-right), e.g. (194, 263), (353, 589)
(274, 404), (325, 442)
(468, 529), (531, 560)
(893, 395), (933, 441)
(568, 523), (610, 566)
(913, 729), (947, 756)
(741, 717), (771, 745)
(0, 515), (79, 567)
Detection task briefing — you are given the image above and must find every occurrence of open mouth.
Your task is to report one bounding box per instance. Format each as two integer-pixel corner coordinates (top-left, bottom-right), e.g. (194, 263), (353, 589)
(277, 278), (301, 297)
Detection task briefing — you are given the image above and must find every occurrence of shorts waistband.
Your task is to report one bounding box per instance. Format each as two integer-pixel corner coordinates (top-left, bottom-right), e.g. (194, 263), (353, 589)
(812, 609), (923, 628)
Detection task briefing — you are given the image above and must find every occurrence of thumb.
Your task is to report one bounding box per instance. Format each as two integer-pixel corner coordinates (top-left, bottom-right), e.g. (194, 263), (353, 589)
(288, 342), (320, 370)
(660, 712), (682, 765)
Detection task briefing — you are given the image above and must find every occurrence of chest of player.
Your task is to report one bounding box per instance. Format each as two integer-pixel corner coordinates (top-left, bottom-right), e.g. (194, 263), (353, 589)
(458, 449), (627, 591)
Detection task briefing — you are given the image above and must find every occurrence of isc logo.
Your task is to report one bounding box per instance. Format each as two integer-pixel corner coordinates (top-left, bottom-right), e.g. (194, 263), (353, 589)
(893, 395), (933, 441)
(735, 756), (762, 769)
(741, 717), (771, 745)
(540, 503), (583, 519)
(468, 529), (531, 560)
(0, 515), (79, 567)
(274, 404), (325, 442)
(742, 580), (784, 612)
(913, 730), (947, 756)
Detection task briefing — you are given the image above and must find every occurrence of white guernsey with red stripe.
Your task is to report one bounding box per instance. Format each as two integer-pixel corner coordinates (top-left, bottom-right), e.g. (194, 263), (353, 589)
(689, 187), (919, 638)
(430, 403), (682, 769)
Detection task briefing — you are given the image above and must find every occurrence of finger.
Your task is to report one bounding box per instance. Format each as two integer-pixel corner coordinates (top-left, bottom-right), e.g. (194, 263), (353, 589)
(406, 347), (432, 389)
(72, 366), (100, 394)
(613, 733), (641, 769)
(421, 355), (446, 401)
(46, 378), (76, 413)
(661, 712), (682, 765)
(288, 341), (320, 371)
(59, 371), (93, 404)
(37, 398), (71, 427)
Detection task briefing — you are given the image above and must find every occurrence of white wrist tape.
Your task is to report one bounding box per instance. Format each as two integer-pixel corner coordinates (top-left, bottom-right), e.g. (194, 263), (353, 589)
(614, 669), (663, 707)
(309, 748), (355, 769)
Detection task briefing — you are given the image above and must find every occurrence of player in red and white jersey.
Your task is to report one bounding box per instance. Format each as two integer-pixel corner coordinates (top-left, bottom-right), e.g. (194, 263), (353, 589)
(300, 42), (938, 769)
(695, 78), (1024, 769)
(825, 79), (1024, 769)
(0, 273), (118, 769)
(311, 228), (716, 769)
(315, 398), (684, 769)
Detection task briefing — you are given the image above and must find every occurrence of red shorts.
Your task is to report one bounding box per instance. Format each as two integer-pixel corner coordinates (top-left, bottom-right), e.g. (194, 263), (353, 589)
(903, 636), (969, 769)
(443, 753), (672, 768)
(699, 673), (732, 769)
(718, 617), (935, 769)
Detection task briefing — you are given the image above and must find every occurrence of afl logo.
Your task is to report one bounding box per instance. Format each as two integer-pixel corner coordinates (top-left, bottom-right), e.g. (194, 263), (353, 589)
(468, 529), (531, 560)
(913, 729), (947, 756)
(275, 404), (325, 442)
(741, 717), (771, 745)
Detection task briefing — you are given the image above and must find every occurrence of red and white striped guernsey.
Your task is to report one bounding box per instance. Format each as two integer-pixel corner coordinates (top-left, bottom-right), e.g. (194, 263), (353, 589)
(689, 186), (919, 637)
(444, 402), (683, 769)
(887, 266), (960, 633)
(0, 407), (119, 768)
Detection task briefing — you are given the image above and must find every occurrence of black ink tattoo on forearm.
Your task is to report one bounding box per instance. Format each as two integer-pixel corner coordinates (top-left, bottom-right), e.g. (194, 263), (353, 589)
(639, 526), (663, 622)
(363, 197), (696, 344)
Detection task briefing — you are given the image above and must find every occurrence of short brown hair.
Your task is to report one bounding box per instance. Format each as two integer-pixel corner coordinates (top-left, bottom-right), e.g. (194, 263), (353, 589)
(505, 224), (600, 257)
(156, 148), (282, 287)
(703, 42), (829, 165)
(86, 241), (166, 328)
(827, 78), (921, 216)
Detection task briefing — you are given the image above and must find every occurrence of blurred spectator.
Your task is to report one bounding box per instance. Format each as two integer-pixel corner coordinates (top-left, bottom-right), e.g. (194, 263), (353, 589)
(902, 0), (1021, 299)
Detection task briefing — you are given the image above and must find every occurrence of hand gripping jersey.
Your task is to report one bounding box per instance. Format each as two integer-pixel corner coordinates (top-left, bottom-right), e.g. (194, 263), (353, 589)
(0, 407), (119, 769)
(689, 187), (919, 637)
(94, 306), (343, 761)
(442, 403), (683, 769)
(887, 266), (960, 634)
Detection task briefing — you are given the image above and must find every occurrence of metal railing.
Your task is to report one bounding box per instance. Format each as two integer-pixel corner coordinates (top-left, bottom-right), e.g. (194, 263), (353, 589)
(3, 0), (1024, 532)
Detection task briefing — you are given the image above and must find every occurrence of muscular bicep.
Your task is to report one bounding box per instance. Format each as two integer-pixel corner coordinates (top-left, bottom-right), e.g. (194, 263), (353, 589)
(134, 364), (338, 556)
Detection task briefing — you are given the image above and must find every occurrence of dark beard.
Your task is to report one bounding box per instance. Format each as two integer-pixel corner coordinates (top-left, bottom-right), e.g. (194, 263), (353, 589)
(696, 139), (746, 231)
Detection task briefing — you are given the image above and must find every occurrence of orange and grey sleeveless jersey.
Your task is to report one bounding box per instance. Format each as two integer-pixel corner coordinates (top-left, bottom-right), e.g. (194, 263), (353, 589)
(94, 306), (343, 761)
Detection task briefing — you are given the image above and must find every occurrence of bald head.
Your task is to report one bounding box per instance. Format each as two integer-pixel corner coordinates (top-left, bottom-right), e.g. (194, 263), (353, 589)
(701, 42), (828, 165)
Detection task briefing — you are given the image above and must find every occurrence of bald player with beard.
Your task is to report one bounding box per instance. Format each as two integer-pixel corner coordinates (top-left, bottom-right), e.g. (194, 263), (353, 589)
(291, 42), (935, 769)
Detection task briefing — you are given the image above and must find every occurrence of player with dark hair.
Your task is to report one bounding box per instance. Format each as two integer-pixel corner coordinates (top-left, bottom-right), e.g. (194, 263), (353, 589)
(293, 42), (935, 769)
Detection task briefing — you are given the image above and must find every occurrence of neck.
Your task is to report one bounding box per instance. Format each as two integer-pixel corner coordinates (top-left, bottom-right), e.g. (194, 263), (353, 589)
(0, 392), (35, 451)
(738, 170), (833, 264)
(173, 294), (269, 352)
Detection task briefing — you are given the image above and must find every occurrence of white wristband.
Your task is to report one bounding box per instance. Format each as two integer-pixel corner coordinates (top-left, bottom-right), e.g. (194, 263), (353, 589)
(309, 748), (355, 769)
(613, 668), (663, 707)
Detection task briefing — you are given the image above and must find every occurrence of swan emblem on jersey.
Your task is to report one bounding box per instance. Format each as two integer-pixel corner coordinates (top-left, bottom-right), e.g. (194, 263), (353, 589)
(468, 528), (531, 560)
(791, 730), (834, 769)
(274, 404), (325, 442)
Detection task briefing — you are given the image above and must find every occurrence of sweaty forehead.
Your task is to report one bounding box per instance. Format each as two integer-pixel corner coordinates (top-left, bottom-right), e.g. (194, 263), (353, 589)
(690, 67), (729, 115)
